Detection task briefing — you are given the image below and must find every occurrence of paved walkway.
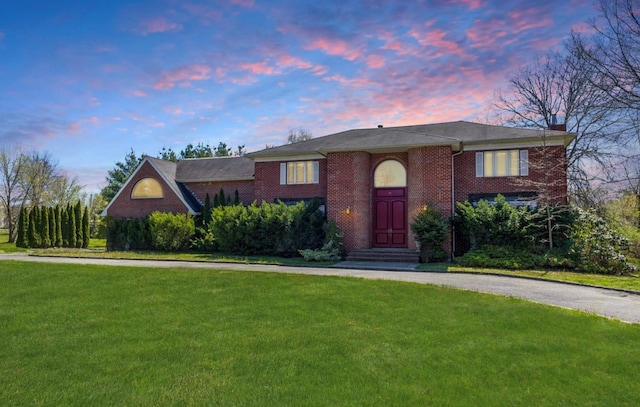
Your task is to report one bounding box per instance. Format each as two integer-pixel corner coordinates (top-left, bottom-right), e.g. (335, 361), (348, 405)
(2, 254), (640, 324)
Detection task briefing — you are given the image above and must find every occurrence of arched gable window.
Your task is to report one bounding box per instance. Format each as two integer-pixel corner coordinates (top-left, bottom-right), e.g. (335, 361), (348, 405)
(131, 178), (163, 199)
(374, 160), (407, 187)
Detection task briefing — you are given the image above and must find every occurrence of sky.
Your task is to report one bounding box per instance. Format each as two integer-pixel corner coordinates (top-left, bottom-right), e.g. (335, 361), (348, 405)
(0, 0), (598, 193)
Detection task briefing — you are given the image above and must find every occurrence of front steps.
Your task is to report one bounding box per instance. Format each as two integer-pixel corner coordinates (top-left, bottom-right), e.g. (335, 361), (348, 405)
(346, 248), (420, 263)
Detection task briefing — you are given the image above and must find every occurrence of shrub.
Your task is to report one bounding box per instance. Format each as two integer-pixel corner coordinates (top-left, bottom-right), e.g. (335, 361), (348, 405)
(299, 220), (345, 262)
(410, 205), (448, 262)
(148, 212), (196, 251)
(568, 208), (636, 275)
(106, 217), (152, 251)
(210, 200), (325, 256)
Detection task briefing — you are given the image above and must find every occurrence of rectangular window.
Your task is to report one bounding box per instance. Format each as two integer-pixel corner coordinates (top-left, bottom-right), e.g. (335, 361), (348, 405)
(280, 161), (319, 185)
(476, 150), (528, 177)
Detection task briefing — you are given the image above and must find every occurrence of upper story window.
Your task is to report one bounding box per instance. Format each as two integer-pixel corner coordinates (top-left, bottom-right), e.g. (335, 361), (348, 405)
(280, 161), (319, 185)
(476, 150), (528, 177)
(131, 177), (163, 199)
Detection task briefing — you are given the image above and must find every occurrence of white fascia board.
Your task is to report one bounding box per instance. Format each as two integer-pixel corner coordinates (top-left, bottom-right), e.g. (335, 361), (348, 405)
(463, 138), (567, 151)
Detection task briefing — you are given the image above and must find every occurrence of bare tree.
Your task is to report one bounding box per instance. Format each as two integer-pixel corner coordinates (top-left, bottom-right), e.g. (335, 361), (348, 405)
(578, 0), (640, 112)
(494, 42), (632, 202)
(19, 151), (60, 208)
(286, 128), (313, 144)
(0, 147), (25, 242)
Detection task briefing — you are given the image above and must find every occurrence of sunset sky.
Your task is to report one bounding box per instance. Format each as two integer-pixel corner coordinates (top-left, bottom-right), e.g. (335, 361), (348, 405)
(0, 0), (598, 193)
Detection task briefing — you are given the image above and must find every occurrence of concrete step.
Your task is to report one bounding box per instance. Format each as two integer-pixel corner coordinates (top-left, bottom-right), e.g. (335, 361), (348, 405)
(346, 248), (420, 263)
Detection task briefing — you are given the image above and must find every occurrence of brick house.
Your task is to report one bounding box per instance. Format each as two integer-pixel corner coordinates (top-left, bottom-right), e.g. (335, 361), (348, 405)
(102, 121), (573, 256)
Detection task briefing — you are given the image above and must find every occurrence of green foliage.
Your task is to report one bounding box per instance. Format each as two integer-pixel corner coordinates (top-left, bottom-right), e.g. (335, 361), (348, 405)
(74, 201), (83, 248)
(410, 205), (449, 262)
(101, 149), (145, 203)
(568, 208), (636, 275)
(456, 245), (574, 270)
(201, 193), (212, 226)
(299, 220), (344, 262)
(15, 207), (28, 248)
(27, 206), (40, 248)
(210, 200), (325, 256)
(40, 206), (50, 248)
(82, 207), (90, 248)
(68, 204), (77, 248)
(48, 207), (56, 247)
(106, 217), (152, 251)
(55, 206), (63, 247)
(148, 212), (196, 251)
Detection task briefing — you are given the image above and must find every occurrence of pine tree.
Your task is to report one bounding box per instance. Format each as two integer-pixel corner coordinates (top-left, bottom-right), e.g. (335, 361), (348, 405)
(55, 206), (63, 247)
(75, 201), (83, 248)
(218, 188), (226, 207)
(234, 189), (240, 205)
(15, 207), (27, 248)
(41, 206), (51, 248)
(68, 204), (77, 248)
(82, 206), (90, 248)
(213, 193), (220, 208)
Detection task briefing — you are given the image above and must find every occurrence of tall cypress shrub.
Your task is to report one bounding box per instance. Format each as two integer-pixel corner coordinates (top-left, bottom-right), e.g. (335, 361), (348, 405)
(202, 193), (212, 226)
(54, 205), (63, 247)
(68, 204), (77, 248)
(41, 206), (51, 248)
(48, 207), (56, 247)
(82, 206), (90, 248)
(61, 206), (69, 247)
(74, 202), (83, 248)
(16, 207), (27, 248)
(28, 206), (40, 248)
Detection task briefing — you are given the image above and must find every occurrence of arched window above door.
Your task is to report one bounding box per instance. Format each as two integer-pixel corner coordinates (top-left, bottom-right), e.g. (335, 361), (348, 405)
(374, 160), (406, 188)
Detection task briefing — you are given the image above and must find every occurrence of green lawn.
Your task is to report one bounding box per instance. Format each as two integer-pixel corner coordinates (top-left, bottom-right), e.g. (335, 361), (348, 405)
(1, 261), (639, 406)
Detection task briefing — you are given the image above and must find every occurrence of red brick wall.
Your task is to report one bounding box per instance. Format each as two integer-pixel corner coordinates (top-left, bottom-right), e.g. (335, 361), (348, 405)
(408, 146), (453, 251)
(253, 160), (328, 203)
(106, 161), (189, 218)
(454, 146), (568, 205)
(184, 180), (254, 205)
(327, 152), (371, 250)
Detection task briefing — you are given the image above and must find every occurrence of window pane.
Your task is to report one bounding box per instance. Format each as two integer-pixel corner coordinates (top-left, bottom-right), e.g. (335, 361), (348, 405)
(131, 178), (163, 199)
(295, 162), (305, 183)
(509, 150), (519, 175)
(305, 161), (314, 183)
(484, 152), (494, 177)
(287, 163), (295, 184)
(495, 151), (507, 176)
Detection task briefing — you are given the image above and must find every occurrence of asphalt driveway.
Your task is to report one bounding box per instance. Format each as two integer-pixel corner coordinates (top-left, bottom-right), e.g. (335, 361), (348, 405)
(2, 254), (639, 324)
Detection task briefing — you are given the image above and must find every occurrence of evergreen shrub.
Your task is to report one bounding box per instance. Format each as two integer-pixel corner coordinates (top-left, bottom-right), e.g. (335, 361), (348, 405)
(148, 211), (195, 251)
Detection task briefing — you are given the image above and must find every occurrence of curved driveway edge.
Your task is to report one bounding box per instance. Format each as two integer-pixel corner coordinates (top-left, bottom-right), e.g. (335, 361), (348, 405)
(2, 254), (640, 324)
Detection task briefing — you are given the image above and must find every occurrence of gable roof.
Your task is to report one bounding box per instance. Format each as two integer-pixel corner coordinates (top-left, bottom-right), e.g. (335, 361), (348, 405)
(247, 121), (574, 159)
(101, 156), (197, 216)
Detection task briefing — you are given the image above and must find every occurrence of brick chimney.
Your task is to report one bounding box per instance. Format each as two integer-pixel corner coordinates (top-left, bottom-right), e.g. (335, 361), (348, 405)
(549, 114), (566, 131)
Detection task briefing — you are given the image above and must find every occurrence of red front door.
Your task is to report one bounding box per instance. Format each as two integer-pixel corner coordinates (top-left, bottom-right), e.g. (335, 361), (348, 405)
(373, 188), (407, 248)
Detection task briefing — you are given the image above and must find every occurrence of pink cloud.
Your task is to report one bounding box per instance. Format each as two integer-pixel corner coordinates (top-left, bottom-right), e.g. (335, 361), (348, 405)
(240, 61), (277, 75)
(410, 27), (466, 58)
(304, 38), (361, 61)
(154, 64), (212, 90)
(138, 17), (182, 35)
(466, 19), (509, 48)
(455, 0), (486, 10)
(132, 89), (148, 97)
(508, 9), (553, 34)
(365, 54), (385, 68)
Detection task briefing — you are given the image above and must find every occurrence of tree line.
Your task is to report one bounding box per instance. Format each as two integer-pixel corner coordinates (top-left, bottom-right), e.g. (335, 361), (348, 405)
(15, 202), (90, 249)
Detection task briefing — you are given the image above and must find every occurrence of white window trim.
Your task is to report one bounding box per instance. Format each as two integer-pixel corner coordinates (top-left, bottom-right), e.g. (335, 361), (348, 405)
(476, 149), (528, 177)
(279, 161), (319, 185)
